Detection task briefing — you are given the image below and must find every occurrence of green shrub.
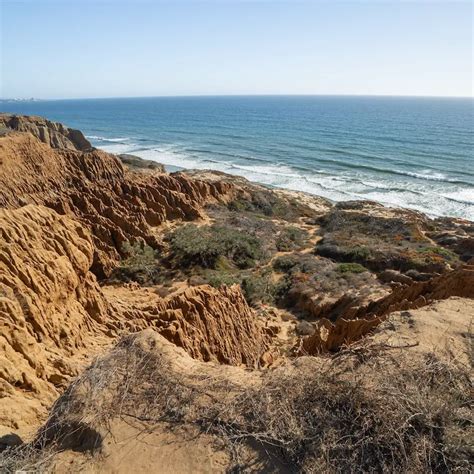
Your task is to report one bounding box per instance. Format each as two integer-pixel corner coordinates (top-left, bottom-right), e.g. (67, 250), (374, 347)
(241, 271), (276, 306)
(276, 226), (308, 251)
(120, 241), (158, 269)
(273, 275), (293, 303)
(273, 254), (300, 272)
(347, 246), (371, 260)
(205, 271), (241, 288)
(336, 263), (368, 274)
(316, 242), (372, 264)
(227, 191), (304, 221)
(227, 199), (248, 213)
(417, 246), (459, 262)
(170, 224), (264, 269)
(113, 241), (160, 284)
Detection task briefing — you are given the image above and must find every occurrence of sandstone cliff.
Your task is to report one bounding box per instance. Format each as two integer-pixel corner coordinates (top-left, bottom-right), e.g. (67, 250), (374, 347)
(0, 114), (92, 152)
(300, 263), (474, 354)
(0, 205), (110, 433)
(105, 284), (271, 367)
(0, 132), (234, 277)
(0, 205), (270, 434)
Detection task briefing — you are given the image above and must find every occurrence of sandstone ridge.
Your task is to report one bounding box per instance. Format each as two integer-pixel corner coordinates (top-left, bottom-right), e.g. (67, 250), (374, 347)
(0, 113), (92, 152)
(300, 263), (474, 354)
(0, 205), (270, 435)
(0, 131), (234, 277)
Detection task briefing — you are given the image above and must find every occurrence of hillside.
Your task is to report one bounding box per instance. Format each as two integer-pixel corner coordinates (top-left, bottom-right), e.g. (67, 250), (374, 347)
(0, 114), (472, 472)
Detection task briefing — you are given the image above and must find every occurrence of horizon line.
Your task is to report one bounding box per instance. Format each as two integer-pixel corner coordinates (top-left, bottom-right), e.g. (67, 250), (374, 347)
(1, 93), (473, 101)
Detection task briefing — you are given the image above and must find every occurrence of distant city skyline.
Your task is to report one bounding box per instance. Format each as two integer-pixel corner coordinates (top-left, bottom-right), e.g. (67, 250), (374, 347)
(1, 0), (472, 99)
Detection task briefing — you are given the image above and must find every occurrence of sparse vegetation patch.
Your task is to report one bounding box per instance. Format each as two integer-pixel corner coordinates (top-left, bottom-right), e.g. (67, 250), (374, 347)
(169, 224), (265, 269)
(417, 246), (459, 262)
(276, 226), (309, 251)
(111, 241), (160, 284)
(336, 262), (368, 274)
(3, 338), (470, 473)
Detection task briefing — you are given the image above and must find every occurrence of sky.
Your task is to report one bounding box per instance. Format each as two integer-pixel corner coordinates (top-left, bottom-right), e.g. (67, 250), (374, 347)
(0, 0), (472, 99)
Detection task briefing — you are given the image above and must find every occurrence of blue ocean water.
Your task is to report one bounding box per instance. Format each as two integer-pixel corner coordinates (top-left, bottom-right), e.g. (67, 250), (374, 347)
(1, 96), (473, 220)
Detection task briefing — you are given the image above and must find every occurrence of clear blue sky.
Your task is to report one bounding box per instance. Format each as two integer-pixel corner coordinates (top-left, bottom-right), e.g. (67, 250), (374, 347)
(1, 0), (472, 99)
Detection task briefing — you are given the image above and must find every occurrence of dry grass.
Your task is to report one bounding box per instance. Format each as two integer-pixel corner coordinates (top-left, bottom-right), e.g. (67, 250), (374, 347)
(1, 334), (472, 473)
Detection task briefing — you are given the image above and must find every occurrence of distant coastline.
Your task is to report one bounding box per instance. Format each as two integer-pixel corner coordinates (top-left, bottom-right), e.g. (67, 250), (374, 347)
(1, 96), (473, 220)
(1, 94), (473, 101)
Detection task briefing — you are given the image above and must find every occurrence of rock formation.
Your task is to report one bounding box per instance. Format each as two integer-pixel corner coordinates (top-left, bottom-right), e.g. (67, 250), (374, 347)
(105, 284), (272, 367)
(0, 130), (234, 277)
(300, 263), (474, 354)
(0, 204), (270, 433)
(0, 205), (111, 433)
(118, 153), (166, 173)
(0, 113), (92, 152)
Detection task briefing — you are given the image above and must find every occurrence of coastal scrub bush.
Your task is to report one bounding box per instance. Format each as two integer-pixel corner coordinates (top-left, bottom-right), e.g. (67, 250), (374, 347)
(228, 191), (288, 217)
(275, 226), (308, 251)
(169, 224), (264, 269)
(336, 262), (367, 274)
(272, 275), (293, 303)
(344, 245), (372, 261)
(113, 241), (160, 284)
(205, 271), (241, 288)
(272, 253), (325, 276)
(203, 268), (280, 307)
(272, 254), (300, 272)
(227, 190), (311, 222)
(417, 246), (459, 262)
(241, 270), (276, 306)
(316, 242), (372, 264)
(121, 241), (157, 268)
(7, 339), (470, 473)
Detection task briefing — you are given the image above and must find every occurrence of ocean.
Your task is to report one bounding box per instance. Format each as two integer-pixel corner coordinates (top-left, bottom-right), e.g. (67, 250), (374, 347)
(1, 96), (473, 220)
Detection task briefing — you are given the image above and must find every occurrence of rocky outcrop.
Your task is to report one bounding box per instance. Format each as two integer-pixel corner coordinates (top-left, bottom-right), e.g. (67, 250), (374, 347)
(428, 217), (474, 262)
(299, 263), (474, 354)
(0, 132), (234, 277)
(0, 113), (92, 151)
(0, 205), (111, 433)
(355, 263), (474, 317)
(0, 205), (272, 433)
(105, 284), (272, 367)
(298, 316), (382, 354)
(118, 153), (166, 173)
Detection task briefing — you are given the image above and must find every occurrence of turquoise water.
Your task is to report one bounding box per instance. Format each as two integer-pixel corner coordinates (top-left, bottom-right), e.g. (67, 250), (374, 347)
(1, 96), (473, 220)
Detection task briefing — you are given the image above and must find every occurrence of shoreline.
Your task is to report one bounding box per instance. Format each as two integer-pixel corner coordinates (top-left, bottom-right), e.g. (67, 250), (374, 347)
(94, 140), (473, 222)
(2, 95), (472, 220)
(112, 150), (474, 223)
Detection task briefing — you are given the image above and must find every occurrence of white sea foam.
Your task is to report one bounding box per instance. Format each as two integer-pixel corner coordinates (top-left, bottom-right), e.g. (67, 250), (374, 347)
(393, 168), (469, 185)
(93, 141), (473, 221)
(442, 189), (474, 205)
(87, 135), (130, 142)
(97, 143), (137, 154)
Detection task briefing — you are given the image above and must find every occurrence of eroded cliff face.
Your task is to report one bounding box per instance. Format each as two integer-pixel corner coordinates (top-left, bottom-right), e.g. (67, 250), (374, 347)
(0, 120), (269, 434)
(0, 132), (234, 277)
(0, 205), (111, 433)
(299, 263), (474, 354)
(104, 284), (272, 367)
(0, 114), (92, 152)
(0, 204), (270, 434)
